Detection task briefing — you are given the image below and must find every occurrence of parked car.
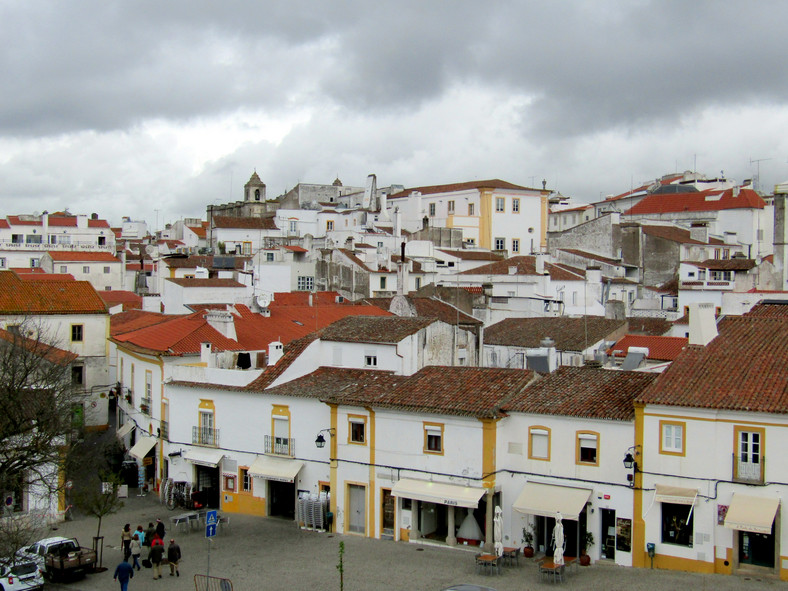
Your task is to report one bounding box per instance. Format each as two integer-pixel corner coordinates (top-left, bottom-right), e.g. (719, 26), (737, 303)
(17, 536), (96, 581)
(0, 561), (44, 591)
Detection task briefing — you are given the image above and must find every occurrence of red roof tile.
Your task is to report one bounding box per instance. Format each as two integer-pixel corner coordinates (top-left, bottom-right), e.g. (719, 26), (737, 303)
(319, 315), (437, 344)
(636, 315), (788, 412)
(281, 245), (308, 253)
(110, 310), (171, 337)
(683, 258), (756, 271)
(458, 255), (585, 281)
(484, 316), (627, 351)
(744, 301), (788, 318)
(46, 251), (121, 262)
(389, 179), (537, 199)
(625, 317), (673, 336)
(166, 278), (246, 288)
(626, 187), (765, 215)
(98, 290), (142, 311)
(0, 271), (107, 315)
(14, 271), (76, 282)
(504, 366), (657, 420)
(269, 292), (347, 306)
(558, 249), (622, 266)
(363, 297), (481, 326)
(608, 335), (688, 361)
(0, 327), (78, 366)
(642, 225), (724, 245)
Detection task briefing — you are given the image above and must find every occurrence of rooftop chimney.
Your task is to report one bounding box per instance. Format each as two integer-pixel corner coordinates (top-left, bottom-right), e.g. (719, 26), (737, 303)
(268, 341), (284, 366)
(205, 310), (237, 341)
(688, 302), (718, 346)
(200, 342), (214, 367)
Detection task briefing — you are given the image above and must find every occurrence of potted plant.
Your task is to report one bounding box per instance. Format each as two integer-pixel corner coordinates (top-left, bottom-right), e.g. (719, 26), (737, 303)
(580, 531), (595, 566)
(522, 523), (536, 558)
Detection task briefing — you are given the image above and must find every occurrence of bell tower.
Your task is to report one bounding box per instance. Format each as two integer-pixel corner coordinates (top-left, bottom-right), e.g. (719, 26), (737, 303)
(244, 171), (266, 202)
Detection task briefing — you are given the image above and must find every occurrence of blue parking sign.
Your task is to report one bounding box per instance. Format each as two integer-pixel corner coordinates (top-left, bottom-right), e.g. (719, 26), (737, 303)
(206, 510), (218, 538)
(206, 523), (217, 538)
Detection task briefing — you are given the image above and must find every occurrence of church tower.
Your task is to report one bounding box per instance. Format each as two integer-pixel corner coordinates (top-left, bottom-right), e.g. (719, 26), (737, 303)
(244, 171), (266, 202)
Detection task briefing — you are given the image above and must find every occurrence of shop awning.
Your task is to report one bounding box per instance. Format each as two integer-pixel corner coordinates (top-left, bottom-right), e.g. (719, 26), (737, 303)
(248, 455), (304, 483)
(128, 436), (158, 461)
(390, 478), (486, 509)
(183, 448), (225, 468)
(655, 484), (698, 505)
(116, 421), (135, 439)
(724, 493), (779, 534)
(512, 482), (592, 521)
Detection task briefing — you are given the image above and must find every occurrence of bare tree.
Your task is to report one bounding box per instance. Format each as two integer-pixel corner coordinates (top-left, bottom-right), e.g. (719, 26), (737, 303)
(73, 472), (124, 569)
(0, 514), (44, 565)
(0, 321), (80, 502)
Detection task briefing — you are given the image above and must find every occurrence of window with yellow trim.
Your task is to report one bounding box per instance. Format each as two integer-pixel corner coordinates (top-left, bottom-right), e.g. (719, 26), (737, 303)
(659, 420), (685, 456)
(528, 426), (550, 460)
(423, 423), (444, 454)
(240, 468), (251, 493)
(348, 415), (367, 445)
(576, 431), (599, 466)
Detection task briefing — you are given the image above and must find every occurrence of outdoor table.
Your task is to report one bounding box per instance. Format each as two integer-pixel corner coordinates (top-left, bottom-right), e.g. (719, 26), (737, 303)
(170, 512), (198, 533)
(475, 553), (501, 576)
(538, 559), (565, 583)
(502, 546), (520, 566)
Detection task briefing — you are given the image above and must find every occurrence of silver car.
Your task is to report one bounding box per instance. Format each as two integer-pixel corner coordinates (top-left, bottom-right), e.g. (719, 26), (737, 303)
(0, 561), (44, 591)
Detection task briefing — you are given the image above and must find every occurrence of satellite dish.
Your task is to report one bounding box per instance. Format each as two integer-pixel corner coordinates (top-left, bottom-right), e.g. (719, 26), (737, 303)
(145, 244), (156, 255)
(256, 292), (272, 309)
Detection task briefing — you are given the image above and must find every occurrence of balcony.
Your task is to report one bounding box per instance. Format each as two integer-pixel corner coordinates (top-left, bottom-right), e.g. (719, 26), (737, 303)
(192, 426), (220, 447)
(732, 454), (764, 484)
(264, 435), (295, 457)
(140, 397), (152, 416)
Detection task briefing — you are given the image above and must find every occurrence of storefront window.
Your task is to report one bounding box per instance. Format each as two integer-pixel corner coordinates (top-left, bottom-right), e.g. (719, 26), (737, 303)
(661, 503), (693, 547)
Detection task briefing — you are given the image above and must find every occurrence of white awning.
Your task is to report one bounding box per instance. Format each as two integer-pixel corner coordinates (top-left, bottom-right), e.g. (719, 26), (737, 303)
(512, 482), (592, 521)
(248, 455), (304, 483)
(655, 484), (698, 506)
(116, 421), (135, 439)
(724, 493), (779, 534)
(390, 478), (486, 509)
(128, 436), (158, 460)
(183, 448), (225, 468)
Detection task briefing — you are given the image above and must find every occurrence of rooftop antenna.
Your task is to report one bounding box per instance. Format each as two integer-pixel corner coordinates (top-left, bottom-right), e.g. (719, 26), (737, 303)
(750, 157), (772, 192)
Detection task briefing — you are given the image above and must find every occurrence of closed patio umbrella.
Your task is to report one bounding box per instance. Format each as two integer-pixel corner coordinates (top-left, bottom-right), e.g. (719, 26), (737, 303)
(552, 512), (565, 566)
(493, 506), (504, 557)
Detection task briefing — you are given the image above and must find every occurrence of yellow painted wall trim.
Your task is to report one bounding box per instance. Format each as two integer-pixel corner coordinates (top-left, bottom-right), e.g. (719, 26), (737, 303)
(645, 412), (788, 428)
(367, 407), (376, 537)
(329, 404), (338, 532)
(479, 189), (492, 249)
(480, 418), (497, 488)
(633, 403), (646, 568)
(198, 399), (215, 411)
(714, 547), (733, 575)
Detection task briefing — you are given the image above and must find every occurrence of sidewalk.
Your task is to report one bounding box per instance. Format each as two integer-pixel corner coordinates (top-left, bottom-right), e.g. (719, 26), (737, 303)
(46, 492), (783, 591)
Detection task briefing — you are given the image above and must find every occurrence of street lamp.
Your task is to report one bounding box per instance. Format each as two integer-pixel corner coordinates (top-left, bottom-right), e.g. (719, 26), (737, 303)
(622, 445), (641, 485)
(315, 428), (335, 449)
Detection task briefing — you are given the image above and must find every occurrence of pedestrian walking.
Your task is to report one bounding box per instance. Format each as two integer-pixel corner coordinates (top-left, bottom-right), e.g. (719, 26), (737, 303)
(144, 522), (155, 547)
(113, 559), (134, 591)
(135, 525), (146, 546)
(130, 534), (142, 571)
(167, 538), (181, 577)
(149, 539), (165, 580)
(121, 523), (133, 561)
(155, 517), (166, 540)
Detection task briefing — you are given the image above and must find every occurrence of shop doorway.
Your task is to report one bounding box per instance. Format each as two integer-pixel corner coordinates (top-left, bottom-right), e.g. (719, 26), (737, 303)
(600, 509), (616, 560)
(536, 510), (586, 559)
(381, 489), (395, 537)
(195, 465), (220, 508)
(739, 529), (775, 568)
(268, 480), (296, 519)
(348, 484), (366, 534)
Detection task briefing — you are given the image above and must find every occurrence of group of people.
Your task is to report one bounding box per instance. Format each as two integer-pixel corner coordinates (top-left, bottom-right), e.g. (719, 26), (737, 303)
(114, 518), (182, 589)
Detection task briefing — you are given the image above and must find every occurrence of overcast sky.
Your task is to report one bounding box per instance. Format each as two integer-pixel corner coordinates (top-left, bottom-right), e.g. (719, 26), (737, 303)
(2, 1), (788, 229)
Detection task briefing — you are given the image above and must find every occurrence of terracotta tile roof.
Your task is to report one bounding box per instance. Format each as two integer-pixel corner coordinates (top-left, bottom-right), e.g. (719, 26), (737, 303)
(269, 292), (347, 306)
(330, 366), (536, 418)
(391, 254), (422, 273)
(162, 255), (250, 270)
(608, 335), (688, 361)
(484, 316), (627, 351)
(388, 179), (536, 199)
(353, 243), (375, 249)
(558, 249), (622, 266)
(111, 310), (180, 337)
(503, 366), (657, 420)
(642, 225), (724, 245)
(5, 214), (111, 228)
(212, 215), (278, 230)
(189, 225), (207, 238)
(98, 290), (142, 311)
(436, 249), (504, 262)
(256, 366), (400, 399)
(636, 315), (788, 412)
(363, 297), (481, 326)
(111, 311), (243, 356)
(0, 327), (79, 365)
(244, 332), (321, 391)
(626, 187), (766, 215)
(45, 251), (121, 262)
(744, 301), (788, 318)
(165, 278), (246, 288)
(0, 271), (107, 315)
(14, 271), (76, 282)
(281, 245), (308, 253)
(462, 286), (483, 294)
(458, 255), (585, 281)
(625, 317), (673, 336)
(338, 248), (374, 272)
(232, 303), (390, 350)
(604, 174), (685, 202)
(683, 258), (756, 271)
(0, 219), (9, 229)
(320, 315), (437, 344)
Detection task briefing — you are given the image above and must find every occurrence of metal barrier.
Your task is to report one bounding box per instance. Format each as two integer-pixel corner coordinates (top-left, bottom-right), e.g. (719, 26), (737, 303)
(194, 574), (233, 591)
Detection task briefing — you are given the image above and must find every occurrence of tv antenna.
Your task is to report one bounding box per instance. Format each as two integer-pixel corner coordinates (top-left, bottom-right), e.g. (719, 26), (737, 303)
(750, 157), (772, 192)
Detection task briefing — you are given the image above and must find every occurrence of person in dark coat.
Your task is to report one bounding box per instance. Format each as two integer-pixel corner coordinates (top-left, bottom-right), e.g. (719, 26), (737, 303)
(149, 541), (165, 580)
(144, 522), (156, 547)
(167, 539), (182, 577)
(155, 518), (166, 540)
(114, 559), (134, 591)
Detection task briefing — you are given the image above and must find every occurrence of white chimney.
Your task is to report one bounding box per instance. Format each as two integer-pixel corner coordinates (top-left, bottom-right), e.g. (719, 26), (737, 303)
(268, 341), (284, 366)
(394, 207), (401, 238)
(379, 191), (390, 220)
(688, 302), (718, 346)
(535, 255), (545, 275)
(200, 342), (214, 367)
(205, 310), (237, 341)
